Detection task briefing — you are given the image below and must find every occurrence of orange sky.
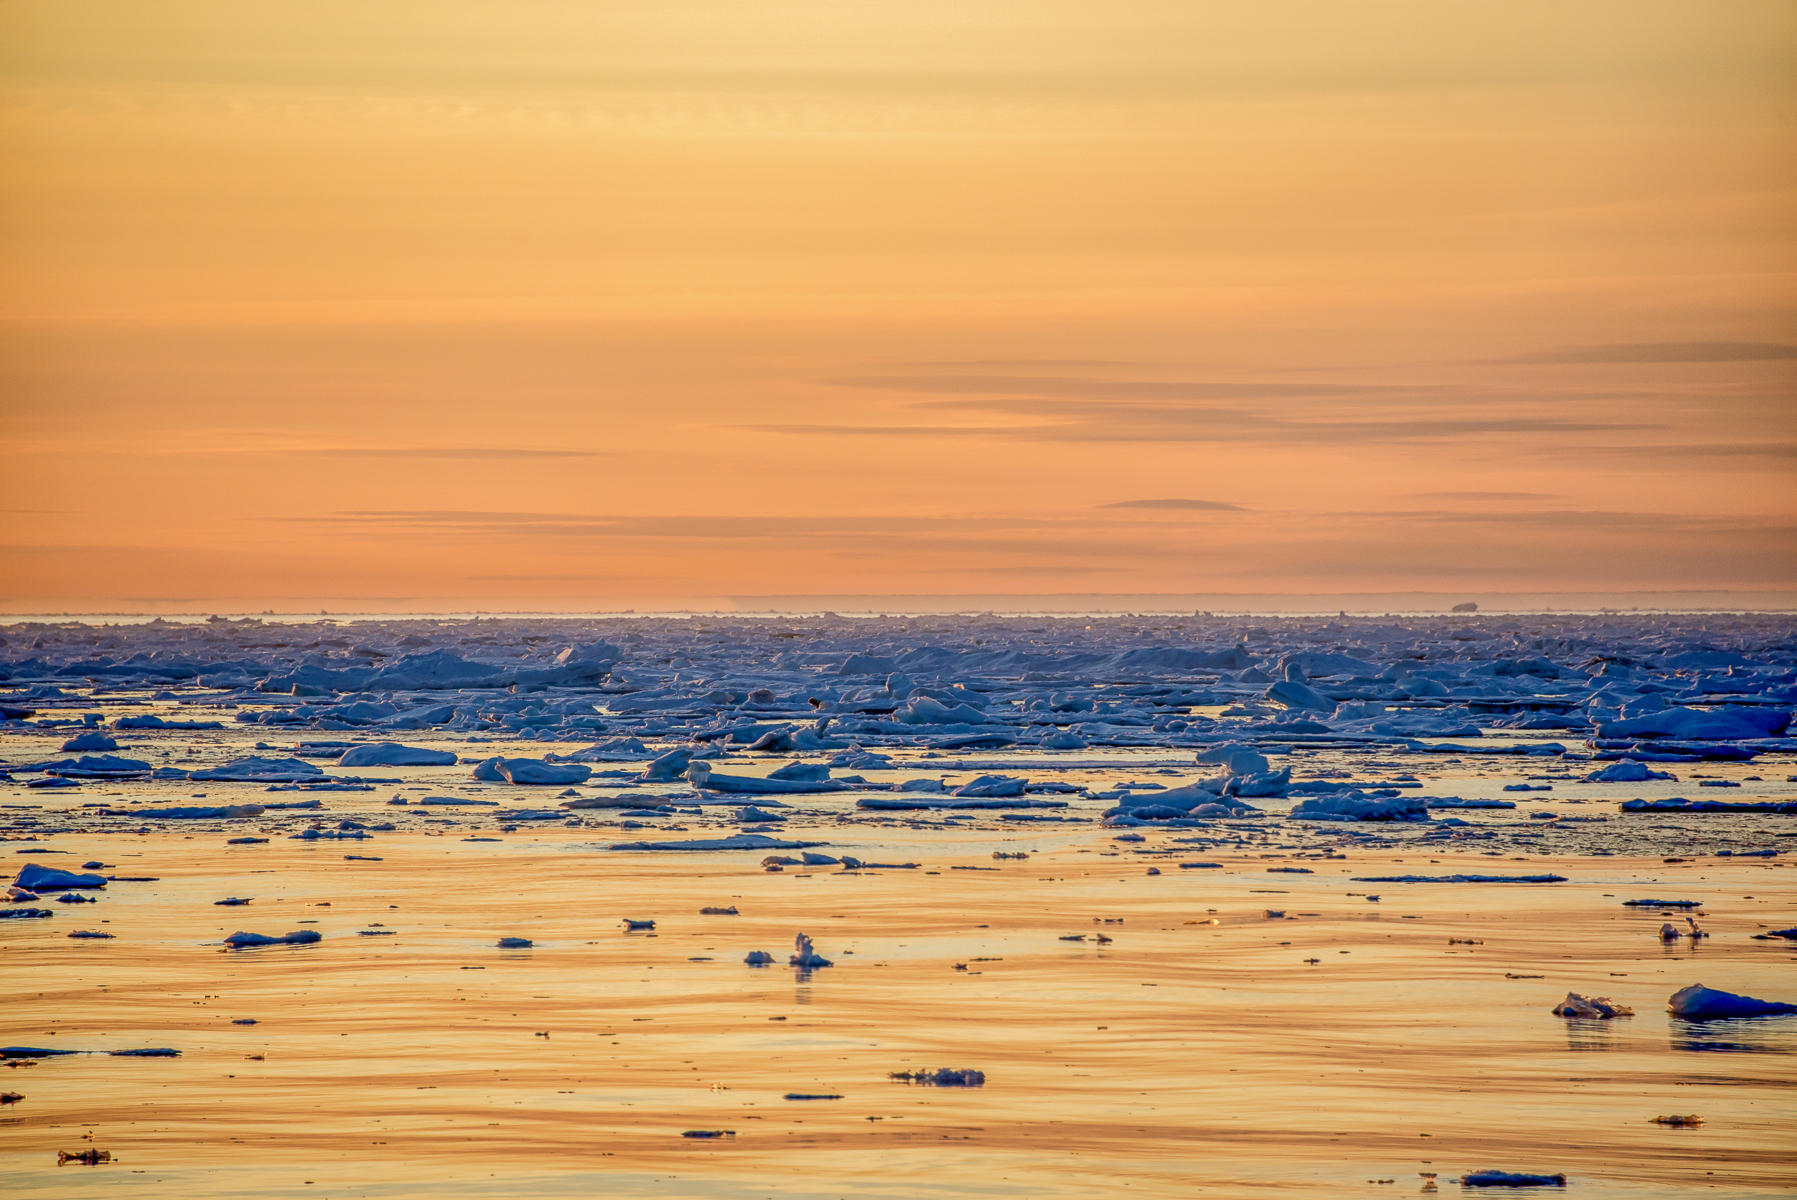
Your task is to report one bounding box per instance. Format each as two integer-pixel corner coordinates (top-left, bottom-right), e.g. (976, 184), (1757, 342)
(2, 1), (1794, 611)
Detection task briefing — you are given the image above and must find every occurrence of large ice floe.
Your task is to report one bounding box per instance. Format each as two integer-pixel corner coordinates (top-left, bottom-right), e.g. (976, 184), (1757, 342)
(1667, 984), (1797, 1021)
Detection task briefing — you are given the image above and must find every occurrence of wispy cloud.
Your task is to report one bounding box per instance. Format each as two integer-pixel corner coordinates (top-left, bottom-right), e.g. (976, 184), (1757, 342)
(829, 373), (1411, 400)
(1495, 341), (1797, 364)
(1414, 491), (1558, 502)
(1099, 498), (1245, 512)
(880, 360), (1143, 371)
(736, 409), (1642, 445)
(734, 370), (1662, 446)
(285, 447), (603, 460)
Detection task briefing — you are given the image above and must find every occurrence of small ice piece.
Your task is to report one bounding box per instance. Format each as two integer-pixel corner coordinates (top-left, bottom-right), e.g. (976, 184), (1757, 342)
(338, 743), (458, 767)
(1668, 983), (1797, 1021)
(60, 731), (118, 752)
(639, 748), (695, 782)
(1351, 874), (1567, 884)
(189, 756), (324, 782)
(744, 950), (774, 965)
(1266, 680), (1333, 711)
(1551, 993), (1633, 1019)
(37, 754), (153, 778)
(790, 932), (833, 969)
(497, 936), (534, 949)
(472, 757), (593, 786)
(1195, 743), (1272, 775)
(1597, 705), (1790, 742)
(953, 774), (1028, 798)
(1460, 1171), (1567, 1188)
(735, 805), (787, 822)
(224, 930), (322, 948)
(1288, 793), (1428, 822)
(1583, 760), (1675, 783)
(686, 760), (846, 794)
(889, 1067), (985, 1086)
(1620, 798), (1797, 814)
(621, 918), (655, 931)
(117, 804), (265, 820)
(13, 864), (106, 892)
(609, 834), (824, 852)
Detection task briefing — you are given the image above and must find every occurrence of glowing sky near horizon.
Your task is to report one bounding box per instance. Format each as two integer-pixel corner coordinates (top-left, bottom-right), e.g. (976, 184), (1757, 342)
(2, 1), (1794, 610)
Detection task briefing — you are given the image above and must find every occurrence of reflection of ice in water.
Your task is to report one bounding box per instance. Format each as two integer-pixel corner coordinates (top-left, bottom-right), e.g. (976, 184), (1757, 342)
(1671, 1020), (1797, 1056)
(1563, 1019), (1624, 1053)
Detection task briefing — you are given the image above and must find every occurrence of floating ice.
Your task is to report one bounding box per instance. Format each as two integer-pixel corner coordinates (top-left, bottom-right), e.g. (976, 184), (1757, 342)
(686, 760), (847, 794)
(113, 804), (265, 820)
(1289, 793), (1429, 822)
(889, 1068), (985, 1086)
(1583, 760), (1676, 783)
(32, 754), (153, 778)
(1351, 874), (1568, 884)
(1619, 797), (1797, 814)
(338, 743), (458, 767)
(223, 930), (322, 948)
(609, 834), (824, 852)
(1551, 993), (1633, 1019)
(191, 756), (324, 783)
(790, 932), (832, 969)
(1598, 706), (1790, 742)
(1667, 984), (1797, 1021)
(13, 864), (106, 892)
(1460, 1171), (1566, 1188)
(471, 757), (593, 786)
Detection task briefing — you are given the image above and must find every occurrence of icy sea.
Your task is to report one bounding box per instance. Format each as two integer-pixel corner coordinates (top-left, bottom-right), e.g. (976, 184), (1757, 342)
(2, 613), (1793, 1197)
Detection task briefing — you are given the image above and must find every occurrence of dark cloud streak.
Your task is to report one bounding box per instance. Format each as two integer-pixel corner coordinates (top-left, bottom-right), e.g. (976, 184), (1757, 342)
(1496, 341), (1797, 364)
(1100, 498), (1245, 511)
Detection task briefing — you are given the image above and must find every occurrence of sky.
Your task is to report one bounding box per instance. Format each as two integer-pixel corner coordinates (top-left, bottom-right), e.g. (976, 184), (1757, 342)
(2, 1), (1794, 612)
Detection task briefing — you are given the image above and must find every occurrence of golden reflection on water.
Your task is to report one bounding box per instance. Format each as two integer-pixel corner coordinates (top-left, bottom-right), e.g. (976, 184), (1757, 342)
(3, 837), (1795, 1198)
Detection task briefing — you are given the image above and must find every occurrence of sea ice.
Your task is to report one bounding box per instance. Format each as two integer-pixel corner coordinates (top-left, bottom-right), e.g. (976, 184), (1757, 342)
(1667, 984), (1797, 1021)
